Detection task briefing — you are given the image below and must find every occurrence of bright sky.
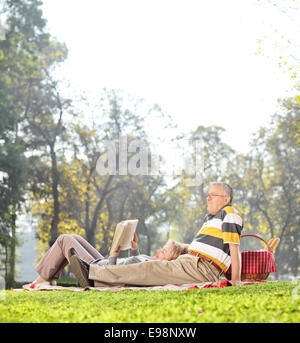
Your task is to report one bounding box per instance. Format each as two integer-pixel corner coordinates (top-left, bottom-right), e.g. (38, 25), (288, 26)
(42, 0), (300, 154)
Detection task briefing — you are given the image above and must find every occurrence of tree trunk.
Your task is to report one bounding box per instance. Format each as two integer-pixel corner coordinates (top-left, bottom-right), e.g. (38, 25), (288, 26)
(6, 210), (17, 289)
(49, 145), (60, 247)
(141, 219), (151, 256)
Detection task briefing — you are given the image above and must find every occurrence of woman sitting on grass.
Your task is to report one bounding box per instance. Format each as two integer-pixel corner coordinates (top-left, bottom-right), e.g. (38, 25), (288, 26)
(23, 232), (187, 289)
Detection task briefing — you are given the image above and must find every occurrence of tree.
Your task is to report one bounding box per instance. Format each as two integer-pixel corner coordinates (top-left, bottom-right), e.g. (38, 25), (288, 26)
(22, 74), (69, 247)
(0, 143), (28, 288)
(167, 126), (235, 243)
(31, 88), (170, 257)
(0, 0), (67, 286)
(242, 101), (300, 277)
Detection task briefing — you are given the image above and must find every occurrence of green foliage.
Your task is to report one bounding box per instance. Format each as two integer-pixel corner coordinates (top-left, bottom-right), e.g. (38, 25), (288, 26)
(0, 0), (67, 284)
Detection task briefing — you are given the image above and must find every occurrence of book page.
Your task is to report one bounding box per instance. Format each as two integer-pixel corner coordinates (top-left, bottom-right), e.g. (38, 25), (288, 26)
(111, 219), (138, 252)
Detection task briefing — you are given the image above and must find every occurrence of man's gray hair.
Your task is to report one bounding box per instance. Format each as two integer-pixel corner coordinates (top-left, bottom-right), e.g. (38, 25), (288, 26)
(210, 182), (233, 204)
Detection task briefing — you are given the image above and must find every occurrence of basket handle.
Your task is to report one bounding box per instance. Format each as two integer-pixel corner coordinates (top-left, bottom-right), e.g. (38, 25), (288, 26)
(240, 234), (271, 252)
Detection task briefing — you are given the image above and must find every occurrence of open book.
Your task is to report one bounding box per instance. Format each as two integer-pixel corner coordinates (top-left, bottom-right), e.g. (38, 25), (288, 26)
(110, 219), (139, 252)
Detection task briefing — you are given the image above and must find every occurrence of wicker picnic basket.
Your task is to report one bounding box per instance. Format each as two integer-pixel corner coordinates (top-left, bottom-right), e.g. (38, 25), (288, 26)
(225, 234), (278, 282)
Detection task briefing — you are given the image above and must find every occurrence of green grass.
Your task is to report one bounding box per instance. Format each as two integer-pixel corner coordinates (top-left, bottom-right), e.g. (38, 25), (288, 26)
(0, 281), (299, 323)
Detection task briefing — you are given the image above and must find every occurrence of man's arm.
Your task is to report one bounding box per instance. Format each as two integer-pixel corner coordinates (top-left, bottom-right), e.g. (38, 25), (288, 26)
(229, 243), (242, 286)
(108, 245), (120, 265)
(129, 232), (140, 256)
(108, 232), (140, 265)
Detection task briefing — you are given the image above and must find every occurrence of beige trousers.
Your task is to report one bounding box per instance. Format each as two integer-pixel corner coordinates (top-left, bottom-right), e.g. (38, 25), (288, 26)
(89, 254), (220, 287)
(35, 234), (103, 281)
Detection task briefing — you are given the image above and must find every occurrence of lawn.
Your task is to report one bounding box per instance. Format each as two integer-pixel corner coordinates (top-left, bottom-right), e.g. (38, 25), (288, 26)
(0, 281), (299, 323)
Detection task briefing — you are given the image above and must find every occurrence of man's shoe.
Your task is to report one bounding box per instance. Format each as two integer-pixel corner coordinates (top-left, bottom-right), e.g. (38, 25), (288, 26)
(68, 248), (93, 288)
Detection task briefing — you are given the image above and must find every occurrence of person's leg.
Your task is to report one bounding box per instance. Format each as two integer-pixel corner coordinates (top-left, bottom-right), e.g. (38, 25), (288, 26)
(89, 254), (220, 287)
(71, 234), (104, 260)
(35, 234), (101, 282)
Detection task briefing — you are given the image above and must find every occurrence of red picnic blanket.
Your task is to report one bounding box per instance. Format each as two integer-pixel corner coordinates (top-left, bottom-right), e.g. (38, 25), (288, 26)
(15, 280), (261, 292)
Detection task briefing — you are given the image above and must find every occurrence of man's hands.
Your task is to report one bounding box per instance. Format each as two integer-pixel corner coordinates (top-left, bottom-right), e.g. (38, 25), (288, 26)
(109, 245), (121, 258)
(131, 232), (138, 250)
(109, 232), (139, 258)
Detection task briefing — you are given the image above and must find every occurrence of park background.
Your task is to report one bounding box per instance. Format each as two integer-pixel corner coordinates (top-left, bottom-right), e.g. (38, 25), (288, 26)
(0, 0), (299, 289)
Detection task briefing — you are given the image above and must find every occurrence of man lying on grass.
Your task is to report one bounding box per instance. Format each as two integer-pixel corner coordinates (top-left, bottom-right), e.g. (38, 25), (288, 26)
(69, 182), (243, 288)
